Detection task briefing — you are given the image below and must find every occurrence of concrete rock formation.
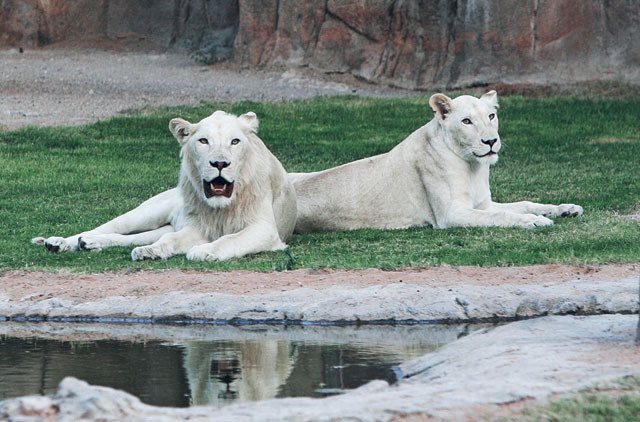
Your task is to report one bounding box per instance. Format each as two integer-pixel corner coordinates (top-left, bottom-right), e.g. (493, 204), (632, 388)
(1, 315), (638, 421)
(1, 0), (638, 89)
(0, 277), (637, 324)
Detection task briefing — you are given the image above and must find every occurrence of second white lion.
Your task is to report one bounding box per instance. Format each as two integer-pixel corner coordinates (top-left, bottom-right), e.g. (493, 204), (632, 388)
(290, 90), (582, 232)
(32, 111), (297, 261)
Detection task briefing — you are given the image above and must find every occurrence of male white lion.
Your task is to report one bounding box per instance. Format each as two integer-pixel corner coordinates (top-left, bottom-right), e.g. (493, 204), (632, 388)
(32, 111), (297, 261)
(289, 91), (583, 232)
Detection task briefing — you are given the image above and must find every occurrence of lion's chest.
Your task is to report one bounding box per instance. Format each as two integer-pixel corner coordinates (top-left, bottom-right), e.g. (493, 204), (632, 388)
(195, 208), (252, 240)
(174, 197), (255, 241)
(468, 166), (492, 209)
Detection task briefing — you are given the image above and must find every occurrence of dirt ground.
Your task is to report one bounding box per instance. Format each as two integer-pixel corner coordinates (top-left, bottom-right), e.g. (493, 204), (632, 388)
(2, 264), (637, 303)
(1, 47), (638, 300)
(0, 47), (403, 130)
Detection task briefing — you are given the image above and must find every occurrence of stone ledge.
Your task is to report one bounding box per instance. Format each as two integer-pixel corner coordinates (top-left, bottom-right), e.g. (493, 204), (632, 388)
(0, 278), (637, 324)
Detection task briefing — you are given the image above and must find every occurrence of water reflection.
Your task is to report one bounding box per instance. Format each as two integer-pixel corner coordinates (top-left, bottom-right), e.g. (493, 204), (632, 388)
(0, 337), (189, 407)
(0, 323), (485, 408)
(183, 341), (295, 407)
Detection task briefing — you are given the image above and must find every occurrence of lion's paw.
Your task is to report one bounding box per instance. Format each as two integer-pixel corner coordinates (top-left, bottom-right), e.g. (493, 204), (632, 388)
(557, 204), (583, 218)
(33, 236), (75, 252)
(131, 246), (162, 261)
(78, 235), (105, 251)
(518, 214), (554, 229)
(186, 245), (219, 261)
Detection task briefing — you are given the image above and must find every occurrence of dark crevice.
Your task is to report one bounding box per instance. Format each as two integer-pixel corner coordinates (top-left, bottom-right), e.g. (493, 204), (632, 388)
(3, 309), (635, 327)
(444, 0), (463, 88)
(433, 0), (459, 84)
(325, 8), (378, 43)
(309, 0), (329, 55)
(386, 0), (409, 79)
(273, 0), (281, 32)
(373, 0), (397, 78)
(455, 297), (472, 320)
(531, 0), (539, 59)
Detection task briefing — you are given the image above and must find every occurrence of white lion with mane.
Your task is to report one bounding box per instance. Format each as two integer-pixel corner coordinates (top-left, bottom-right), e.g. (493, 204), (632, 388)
(33, 91), (583, 257)
(33, 110), (297, 261)
(289, 90), (583, 232)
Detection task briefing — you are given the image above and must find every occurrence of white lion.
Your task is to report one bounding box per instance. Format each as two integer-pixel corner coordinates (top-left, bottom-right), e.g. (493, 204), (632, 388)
(289, 91), (583, 232)
(32, 111), (297, 261)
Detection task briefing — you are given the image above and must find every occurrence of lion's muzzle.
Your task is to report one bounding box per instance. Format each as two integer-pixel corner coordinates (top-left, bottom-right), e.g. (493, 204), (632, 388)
(203, 176), (234, 198)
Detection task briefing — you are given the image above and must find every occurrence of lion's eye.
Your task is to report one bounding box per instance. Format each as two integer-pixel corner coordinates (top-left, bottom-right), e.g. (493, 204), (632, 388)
(198, 138), (209, 145)
(462, 118), (472, 125)
(489, 113), (496, 121)
(230, 138), (241, 145)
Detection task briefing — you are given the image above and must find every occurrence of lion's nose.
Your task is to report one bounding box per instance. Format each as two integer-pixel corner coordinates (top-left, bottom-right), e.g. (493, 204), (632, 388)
(481, 138), (498, 147)
(210, 160), (230, 170)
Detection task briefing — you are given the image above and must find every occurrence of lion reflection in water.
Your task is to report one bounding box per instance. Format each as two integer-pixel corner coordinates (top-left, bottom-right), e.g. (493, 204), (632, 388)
(182, 341), (296, 406)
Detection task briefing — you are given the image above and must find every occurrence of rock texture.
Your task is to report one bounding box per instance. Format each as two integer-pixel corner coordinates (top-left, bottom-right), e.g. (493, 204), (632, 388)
(0, 277), (637, 324)
(1, 0), (639, 89)
(1, 314), (638, 421)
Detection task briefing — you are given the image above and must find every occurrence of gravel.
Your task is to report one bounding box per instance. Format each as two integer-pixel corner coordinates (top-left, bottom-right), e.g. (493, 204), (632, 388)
(0, 47), (404, 130)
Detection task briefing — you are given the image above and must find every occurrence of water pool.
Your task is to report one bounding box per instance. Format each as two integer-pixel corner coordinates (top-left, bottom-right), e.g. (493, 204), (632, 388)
(0, 322), (489, 407)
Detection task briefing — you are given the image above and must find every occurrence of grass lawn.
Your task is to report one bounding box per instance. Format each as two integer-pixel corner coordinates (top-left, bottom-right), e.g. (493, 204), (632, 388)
(0, 96), (638, 272)
(534, 394), (640, 422)
(525, 377), (640, 421)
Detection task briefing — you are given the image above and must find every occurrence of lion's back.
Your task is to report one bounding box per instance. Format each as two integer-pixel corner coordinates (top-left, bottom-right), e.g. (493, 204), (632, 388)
(290, 139), (435, 233)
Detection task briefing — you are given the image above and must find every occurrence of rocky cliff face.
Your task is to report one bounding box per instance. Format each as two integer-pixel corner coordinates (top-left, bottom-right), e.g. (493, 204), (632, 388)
(1, 0), (638, 89)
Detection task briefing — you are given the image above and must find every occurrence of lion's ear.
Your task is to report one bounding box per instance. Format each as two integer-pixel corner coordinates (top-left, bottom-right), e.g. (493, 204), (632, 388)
(169, 118), (193, 145)
(429, 94), (453, 120)
(239, 112), (259, 133)
(481, 90), (499, 108)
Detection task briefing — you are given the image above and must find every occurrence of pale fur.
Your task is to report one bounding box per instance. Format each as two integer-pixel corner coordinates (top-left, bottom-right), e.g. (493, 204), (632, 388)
(289, 91), (583, 232)
(182, 341), (295, 406)
(33, 91), (583, 251)
(32, 111), (297, 261)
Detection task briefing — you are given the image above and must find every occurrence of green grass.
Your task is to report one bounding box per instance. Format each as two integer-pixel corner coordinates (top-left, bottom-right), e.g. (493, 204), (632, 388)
(525, 377), (640, 421)
(0, 96), (638, 272)
(534, 395), (640, 422)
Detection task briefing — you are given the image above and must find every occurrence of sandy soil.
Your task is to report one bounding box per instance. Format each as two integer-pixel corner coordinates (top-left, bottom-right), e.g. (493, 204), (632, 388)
(2, 264), (637, 302)
(1, 47), (637, 300)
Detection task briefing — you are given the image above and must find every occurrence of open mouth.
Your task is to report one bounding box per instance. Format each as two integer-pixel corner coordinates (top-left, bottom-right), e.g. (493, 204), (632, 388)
(203, 176), (234, 198)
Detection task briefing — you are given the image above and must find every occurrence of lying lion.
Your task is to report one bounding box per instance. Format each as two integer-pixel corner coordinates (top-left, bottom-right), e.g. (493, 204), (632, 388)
(33, 111), (297, 261)
(289, 90), (583, 232)
(34, 92), (583, 260)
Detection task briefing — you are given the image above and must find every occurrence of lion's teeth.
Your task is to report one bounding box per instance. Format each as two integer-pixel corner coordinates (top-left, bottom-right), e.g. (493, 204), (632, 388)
(211, 183), (225, 194)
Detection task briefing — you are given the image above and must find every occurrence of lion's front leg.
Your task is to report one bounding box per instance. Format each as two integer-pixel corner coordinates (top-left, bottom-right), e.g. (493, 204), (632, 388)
(131, 226), (207, 261)
(445, 207), (554, 229)
(32, 188), (180, 253)
(78, 226), (175, 251)
(488, 201), (583, 219)
(186, 224), (285, 261)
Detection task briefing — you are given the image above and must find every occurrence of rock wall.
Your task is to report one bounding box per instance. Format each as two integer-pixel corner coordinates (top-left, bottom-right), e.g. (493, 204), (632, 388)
(1, 0), (639, 89)
(0, 0), (238, 62)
